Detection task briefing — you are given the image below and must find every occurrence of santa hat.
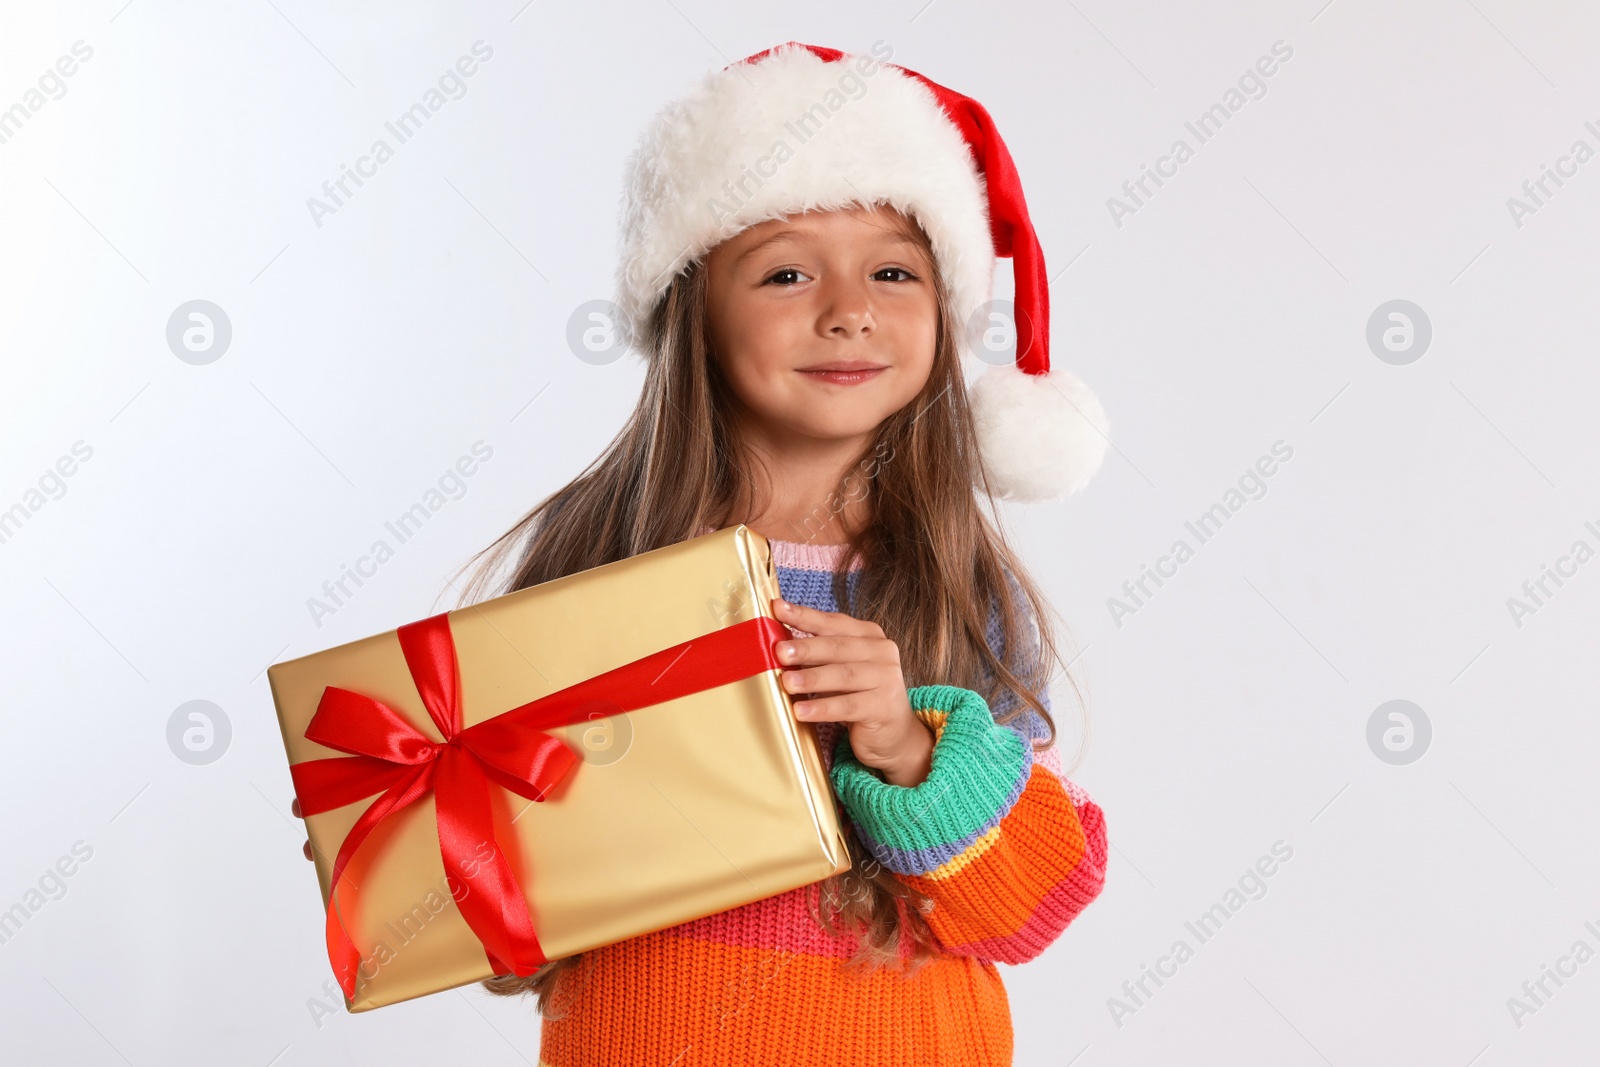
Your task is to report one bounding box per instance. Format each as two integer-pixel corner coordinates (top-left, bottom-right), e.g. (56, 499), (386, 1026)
(614, 42), (1109, 501)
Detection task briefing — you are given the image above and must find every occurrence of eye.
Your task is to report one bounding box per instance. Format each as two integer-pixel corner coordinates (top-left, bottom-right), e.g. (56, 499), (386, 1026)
(764, 268), (811, 286)
(873, 267), (919, 282)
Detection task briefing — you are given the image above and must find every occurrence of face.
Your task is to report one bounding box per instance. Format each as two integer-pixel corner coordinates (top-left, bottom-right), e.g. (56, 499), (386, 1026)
(704, 204), (939, 453)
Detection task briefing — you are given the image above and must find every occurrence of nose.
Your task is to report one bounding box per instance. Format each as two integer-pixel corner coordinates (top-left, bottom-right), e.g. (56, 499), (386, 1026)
(820, 276), (875, 339)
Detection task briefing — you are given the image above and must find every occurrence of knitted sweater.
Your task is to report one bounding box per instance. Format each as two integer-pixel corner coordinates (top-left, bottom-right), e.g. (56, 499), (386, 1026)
(534, 536), (1108, 1066)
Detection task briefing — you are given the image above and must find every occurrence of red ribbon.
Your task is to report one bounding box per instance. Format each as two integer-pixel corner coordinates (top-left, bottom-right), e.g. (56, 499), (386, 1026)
(290, 611), (788, 999)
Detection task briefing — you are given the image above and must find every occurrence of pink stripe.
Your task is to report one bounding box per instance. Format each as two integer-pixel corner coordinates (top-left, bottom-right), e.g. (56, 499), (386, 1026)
(695, 524), (864, 572)
(770, 537), (865, 572)
(658, 883), (863, 958)
(1034, 742), (1098, 808)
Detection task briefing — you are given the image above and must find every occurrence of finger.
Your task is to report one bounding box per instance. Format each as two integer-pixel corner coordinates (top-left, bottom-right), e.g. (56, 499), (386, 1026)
(291, 798), (302, 819)
(772, 597), (871, 636)
(790, 691), (870, 723)
(782, 661), (895, 699)
(303, 840), (314, 862)
(775, 633), (891, 668)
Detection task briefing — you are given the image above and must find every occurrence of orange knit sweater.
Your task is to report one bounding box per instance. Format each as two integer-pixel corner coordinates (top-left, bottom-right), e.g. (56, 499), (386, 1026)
(533, 536), (1108, 1066)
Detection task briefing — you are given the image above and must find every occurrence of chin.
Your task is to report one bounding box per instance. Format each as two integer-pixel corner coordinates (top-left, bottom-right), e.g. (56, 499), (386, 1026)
(785, 414), (883, 441)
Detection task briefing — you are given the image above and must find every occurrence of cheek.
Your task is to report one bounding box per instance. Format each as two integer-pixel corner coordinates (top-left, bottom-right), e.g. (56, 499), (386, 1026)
(709, 304), (799, 413)
(715, 301), (808, 380)
(914, 313), (939, 367)
(887, 298), (939, 374)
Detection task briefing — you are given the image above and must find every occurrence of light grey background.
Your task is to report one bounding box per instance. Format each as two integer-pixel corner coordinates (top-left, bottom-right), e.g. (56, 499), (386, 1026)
(2, 1), (1597, 1064)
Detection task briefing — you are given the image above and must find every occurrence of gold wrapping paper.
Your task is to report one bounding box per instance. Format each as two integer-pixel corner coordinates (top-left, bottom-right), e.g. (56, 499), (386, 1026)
(267, 524), (853, 1012)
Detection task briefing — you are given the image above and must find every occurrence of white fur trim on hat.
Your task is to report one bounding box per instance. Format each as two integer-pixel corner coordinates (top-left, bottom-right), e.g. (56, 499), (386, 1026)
(614, 44), (993, 337)
(970, 363), (1109, 501)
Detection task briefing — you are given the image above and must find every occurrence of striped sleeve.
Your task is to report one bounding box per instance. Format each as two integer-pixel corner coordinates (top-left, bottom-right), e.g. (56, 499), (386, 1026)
(828, 683), (1108, 964)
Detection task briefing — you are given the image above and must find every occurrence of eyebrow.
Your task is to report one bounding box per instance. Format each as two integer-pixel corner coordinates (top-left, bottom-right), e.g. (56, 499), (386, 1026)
(734, 229), (800, 264)
(734, 227), (921, 265)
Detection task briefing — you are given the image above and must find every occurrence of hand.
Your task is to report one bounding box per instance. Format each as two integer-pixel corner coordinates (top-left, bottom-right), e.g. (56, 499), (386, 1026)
(772, 597), (934, 788)
(291, 798), (314, 862)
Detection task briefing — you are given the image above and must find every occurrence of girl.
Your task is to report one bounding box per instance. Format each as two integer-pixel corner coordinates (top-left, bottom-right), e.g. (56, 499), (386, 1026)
(306, 41), (1111, 1066)
(468, 42), (1110, 1066)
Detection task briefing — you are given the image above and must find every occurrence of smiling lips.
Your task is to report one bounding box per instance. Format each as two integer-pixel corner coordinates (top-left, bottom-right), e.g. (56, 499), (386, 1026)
(798, 361), (887, 386)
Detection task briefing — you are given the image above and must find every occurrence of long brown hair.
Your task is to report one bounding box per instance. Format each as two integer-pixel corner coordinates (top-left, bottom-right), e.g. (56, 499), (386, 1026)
(456, 208), (1089, 1014)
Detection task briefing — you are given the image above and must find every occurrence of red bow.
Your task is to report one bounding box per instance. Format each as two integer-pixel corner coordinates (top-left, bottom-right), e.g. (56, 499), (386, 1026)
(290, 611), (788, 999)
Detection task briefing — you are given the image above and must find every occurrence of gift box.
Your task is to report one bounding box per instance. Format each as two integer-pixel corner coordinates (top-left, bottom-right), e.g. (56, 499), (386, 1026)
(267, 524), (853, 1012)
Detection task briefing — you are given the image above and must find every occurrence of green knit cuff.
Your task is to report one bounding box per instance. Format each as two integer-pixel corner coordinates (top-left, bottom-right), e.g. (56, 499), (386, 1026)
(829, 684), (1032, 876)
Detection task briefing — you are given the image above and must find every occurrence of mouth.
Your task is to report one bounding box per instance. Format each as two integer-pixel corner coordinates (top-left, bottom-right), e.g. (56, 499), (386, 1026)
(797, 362), (888, 386)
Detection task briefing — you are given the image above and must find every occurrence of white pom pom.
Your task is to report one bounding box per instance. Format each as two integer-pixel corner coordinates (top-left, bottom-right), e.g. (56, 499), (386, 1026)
(969, 363), (1109, 501)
